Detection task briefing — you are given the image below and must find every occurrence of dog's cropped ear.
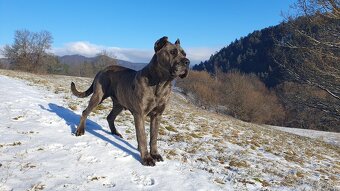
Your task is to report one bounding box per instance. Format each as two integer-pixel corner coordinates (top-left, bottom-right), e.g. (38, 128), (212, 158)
(175, 38), (180, 45)
(154, 36), (168, 52)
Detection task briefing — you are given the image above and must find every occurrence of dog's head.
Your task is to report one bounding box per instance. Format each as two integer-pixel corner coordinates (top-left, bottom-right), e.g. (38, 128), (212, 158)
(154, 36), (190, 79)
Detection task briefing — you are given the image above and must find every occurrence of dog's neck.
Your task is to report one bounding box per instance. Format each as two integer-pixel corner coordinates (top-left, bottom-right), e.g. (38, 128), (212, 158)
(141, 55), (174, 86)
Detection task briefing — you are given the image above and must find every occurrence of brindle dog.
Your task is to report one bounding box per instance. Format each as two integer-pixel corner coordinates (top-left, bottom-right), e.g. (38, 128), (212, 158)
(71, 36), (189, 166)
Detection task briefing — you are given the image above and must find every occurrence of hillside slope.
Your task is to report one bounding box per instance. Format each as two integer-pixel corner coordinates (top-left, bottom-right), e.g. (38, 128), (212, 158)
(192, 25), (283, 87)
(0, 70), (339, 191)
(192, 17), (340, 132)
(192, 17), (339, 89)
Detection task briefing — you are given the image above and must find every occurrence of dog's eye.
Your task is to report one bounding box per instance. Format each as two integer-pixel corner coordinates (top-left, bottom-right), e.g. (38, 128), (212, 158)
(170, 49), (178, 56)
(181, 51), (186, 57)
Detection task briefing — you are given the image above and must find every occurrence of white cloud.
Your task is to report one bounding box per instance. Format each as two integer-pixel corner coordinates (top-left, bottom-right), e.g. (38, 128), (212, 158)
(51, 41), (154, 63)
(51, 41), (220, 64)
(52, 41), (102, 58)
(186, 47), (219, 64)
(106, 47), (154, 63)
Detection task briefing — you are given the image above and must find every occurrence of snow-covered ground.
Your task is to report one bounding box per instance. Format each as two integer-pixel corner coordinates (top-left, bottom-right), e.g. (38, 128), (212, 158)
(0, 75), (218, 191)
(0, 70), (339, 191)
(267, 125), (340, 147)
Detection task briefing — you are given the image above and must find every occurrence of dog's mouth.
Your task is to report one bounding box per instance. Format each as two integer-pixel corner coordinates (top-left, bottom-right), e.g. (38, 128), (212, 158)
(179, 69), (188, 78)
(170, 61), (189, 79)
(170, 67), (188, 78)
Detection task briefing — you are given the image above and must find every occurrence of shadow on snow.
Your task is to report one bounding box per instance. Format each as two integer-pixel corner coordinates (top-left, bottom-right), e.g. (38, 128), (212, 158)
(39, 103), (140, 161)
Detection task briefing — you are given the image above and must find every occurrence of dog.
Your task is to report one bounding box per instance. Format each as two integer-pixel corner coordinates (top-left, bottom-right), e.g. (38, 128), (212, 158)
(70, 36), (190, 166)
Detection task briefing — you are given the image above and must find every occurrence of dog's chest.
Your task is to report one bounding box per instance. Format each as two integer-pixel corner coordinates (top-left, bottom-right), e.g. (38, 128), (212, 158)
(144, 84), (171, 115)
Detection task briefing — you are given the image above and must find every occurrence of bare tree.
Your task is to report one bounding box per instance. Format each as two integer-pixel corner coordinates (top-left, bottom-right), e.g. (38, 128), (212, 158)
(93, 49), (117, 72)
(275, 0), (339, 100)
(2, 29), (53, 73)
(273, 0), (340, 131)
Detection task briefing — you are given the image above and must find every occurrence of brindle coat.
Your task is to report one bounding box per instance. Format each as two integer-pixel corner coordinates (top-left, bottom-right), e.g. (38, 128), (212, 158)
(71, 36), (189, 166)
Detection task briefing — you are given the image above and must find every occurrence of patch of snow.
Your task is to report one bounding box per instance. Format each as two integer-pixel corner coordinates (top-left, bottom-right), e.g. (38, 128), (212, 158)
(266, 125), (340, 147)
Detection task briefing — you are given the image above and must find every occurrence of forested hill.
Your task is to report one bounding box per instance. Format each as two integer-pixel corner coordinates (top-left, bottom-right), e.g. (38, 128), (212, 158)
(193, 24), (285, 87)
(193, 15), (339, 90)
(191, 14), (339, 132)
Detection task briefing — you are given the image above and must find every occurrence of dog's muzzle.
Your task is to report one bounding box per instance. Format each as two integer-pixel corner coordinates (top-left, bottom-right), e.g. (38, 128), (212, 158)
(170, 58), (190, 78)
(179, 68), (189, 78)
(178, 58), (190, 78)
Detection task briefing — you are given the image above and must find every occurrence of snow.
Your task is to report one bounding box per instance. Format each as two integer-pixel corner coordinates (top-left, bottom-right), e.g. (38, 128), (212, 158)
(0, 70), (339, 191)
(266, 125), (340, 147)
(0, 75), (219, 191)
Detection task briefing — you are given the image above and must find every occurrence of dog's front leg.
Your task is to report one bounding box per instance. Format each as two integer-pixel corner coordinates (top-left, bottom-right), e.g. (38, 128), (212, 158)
(134, 114), (155, 166)
(150, 114), (164, 162)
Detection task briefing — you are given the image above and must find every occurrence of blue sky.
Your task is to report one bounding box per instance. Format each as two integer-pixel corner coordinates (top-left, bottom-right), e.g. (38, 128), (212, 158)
(0, 0), (295, 63)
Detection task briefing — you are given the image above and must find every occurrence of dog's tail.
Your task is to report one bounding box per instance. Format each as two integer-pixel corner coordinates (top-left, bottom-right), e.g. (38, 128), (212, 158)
(71, 82), (93, 98)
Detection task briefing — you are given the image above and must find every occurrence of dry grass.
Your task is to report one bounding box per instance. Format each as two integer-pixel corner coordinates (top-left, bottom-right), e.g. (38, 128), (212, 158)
(12, 115), (24, 120)
(68, 103), (78, 111)
(177, 70), (285, 125)
(164, 124), (178, 132)
(229, 159), (250, 168)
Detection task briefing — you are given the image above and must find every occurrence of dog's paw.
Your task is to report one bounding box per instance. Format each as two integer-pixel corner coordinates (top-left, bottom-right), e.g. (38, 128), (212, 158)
(113, 132), (123, 139)
(151, 153), (164, 162)
(141, 156), (155, 166)
(74, 129), (85, 136)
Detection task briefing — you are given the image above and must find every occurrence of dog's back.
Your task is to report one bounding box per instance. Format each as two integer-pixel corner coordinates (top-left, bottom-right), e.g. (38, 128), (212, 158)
(100, 65), (137, 101)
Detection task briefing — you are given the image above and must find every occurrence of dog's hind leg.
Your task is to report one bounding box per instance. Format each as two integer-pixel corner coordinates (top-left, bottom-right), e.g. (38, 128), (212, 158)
(107, 100), (123, 138)
(75, 91), (103, 136)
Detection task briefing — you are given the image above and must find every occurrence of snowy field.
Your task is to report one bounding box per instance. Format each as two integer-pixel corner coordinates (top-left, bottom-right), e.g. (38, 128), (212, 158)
(267, 125), (340, 147)
(0, 70), (339, 191)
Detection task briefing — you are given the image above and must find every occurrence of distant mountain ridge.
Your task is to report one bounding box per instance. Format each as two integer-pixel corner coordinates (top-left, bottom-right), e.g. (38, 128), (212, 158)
(58, 54), (147, 70)
(0, 55), (148, 71)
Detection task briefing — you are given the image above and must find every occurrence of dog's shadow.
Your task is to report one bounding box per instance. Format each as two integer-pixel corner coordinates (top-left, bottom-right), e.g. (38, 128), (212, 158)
(39, 103), (140, 161)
